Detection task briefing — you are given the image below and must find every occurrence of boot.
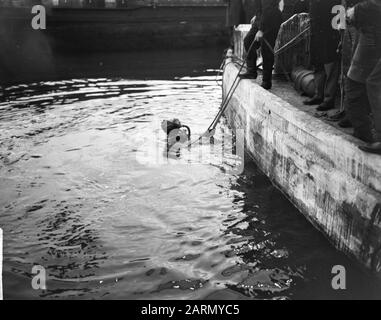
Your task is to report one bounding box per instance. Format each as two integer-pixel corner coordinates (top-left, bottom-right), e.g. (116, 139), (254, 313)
(338, 118), (352, 128)
(329, 110), (345, 121)
(316, 102), (335, 111)
(239, 71), (258, 79)
(303, 96), (323, 105)
(261, 82), (272, 90)
(353, 130), (374, 144)
(359, 142), (381, 155)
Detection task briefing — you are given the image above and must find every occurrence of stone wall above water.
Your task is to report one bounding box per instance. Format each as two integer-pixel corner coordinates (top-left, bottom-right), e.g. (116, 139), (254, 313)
(223, 28), (381, 275)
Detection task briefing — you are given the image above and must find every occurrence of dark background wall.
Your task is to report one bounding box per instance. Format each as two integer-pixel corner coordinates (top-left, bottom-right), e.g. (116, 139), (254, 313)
(0, 3), (229, 85)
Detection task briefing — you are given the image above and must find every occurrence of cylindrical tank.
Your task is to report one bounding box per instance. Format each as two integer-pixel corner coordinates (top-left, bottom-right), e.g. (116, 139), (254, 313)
(291, 66), (315, 97)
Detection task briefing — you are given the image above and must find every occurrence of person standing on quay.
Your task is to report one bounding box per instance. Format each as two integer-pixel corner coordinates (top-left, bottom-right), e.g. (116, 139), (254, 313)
(226, 0), (245, 29)
(303, 0), (342, 111)
(239, 0), (283, 90)
(344, 0), (381, 152)
(226, 0), (258, 47)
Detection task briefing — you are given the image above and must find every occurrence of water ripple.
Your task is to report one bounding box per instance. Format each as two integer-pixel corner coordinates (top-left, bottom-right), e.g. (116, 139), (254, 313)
(1, 74), (380, 300)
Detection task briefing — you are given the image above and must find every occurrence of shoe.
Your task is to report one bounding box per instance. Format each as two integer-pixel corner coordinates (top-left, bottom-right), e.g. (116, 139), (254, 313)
(261, 82), (272, 90)
(329, 110), (345, 121)
(316, 103), (334, 111)
(303, 96), (323, 105)
(338, 118), (352, 128)
(353, 131), (374, 143)
(239, 72), (257, 79)
(359, 142), (381, 155)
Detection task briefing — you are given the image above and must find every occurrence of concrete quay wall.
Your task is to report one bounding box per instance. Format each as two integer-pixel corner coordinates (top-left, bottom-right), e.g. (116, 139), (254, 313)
(223, 61), (381, 275)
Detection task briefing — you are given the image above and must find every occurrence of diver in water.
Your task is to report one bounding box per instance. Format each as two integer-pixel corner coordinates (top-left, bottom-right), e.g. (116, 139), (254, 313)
(161, 119), (191, 158)
(239, 0), (283, 90)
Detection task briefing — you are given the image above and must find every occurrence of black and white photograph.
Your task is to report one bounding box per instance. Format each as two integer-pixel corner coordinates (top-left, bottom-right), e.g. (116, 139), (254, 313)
(1, 0), (381, 304)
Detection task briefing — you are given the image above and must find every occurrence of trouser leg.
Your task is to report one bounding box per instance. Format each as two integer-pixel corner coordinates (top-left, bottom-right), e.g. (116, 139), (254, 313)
(261, 38), (275, 85)
(366, 59), (381, 141)
(313, 64), (326, 100)
(345, 77), (374, 143)
(243, 26), (259, 74)
(323, 60), (340, 107)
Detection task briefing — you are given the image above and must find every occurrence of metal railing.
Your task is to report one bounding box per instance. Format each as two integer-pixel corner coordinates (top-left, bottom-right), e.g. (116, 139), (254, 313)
(274, 13), (311, 74)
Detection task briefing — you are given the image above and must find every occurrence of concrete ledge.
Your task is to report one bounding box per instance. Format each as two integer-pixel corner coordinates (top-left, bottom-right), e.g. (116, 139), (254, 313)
(223, 61), (381, 274)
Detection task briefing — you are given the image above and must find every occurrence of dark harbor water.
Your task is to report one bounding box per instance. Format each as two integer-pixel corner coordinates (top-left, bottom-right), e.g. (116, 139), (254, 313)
(1, 48), (381, 300)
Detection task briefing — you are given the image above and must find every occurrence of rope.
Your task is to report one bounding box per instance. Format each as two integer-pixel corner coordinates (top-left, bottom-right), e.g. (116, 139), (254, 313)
(184, 26), (312, 148)
(274, 26), (311, 56)
(186, 39), (258, 147)
(262, 37), (293, 83)
(215, 55), (245, 87)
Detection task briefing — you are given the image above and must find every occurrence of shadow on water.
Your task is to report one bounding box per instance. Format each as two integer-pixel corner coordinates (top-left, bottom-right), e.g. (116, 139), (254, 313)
(206, 159), (381, 300)
(1, 48), (381, 300)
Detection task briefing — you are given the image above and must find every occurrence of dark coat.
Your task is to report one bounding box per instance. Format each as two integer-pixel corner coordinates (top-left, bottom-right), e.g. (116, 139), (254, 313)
(254, 0), (282, 36)
(226, 0), (244, 26)
(293, 0), (310, 14)
(347, 0), (364, 6)
(348, 0), (381, 83)
(242, 0), (258, 23)
(226, 0), (259, 26)
(309, 0), (342, 65)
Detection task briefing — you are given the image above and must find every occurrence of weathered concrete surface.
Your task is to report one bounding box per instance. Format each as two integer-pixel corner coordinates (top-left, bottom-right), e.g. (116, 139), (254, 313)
(223, 61), (381, 275)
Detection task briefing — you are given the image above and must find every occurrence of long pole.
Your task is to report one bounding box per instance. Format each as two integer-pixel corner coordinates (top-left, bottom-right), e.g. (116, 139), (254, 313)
(207, 37), (258, 133)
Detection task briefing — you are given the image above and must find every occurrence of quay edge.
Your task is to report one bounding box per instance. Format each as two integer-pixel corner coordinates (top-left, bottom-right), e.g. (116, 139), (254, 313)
(222, 39), (381, 276)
